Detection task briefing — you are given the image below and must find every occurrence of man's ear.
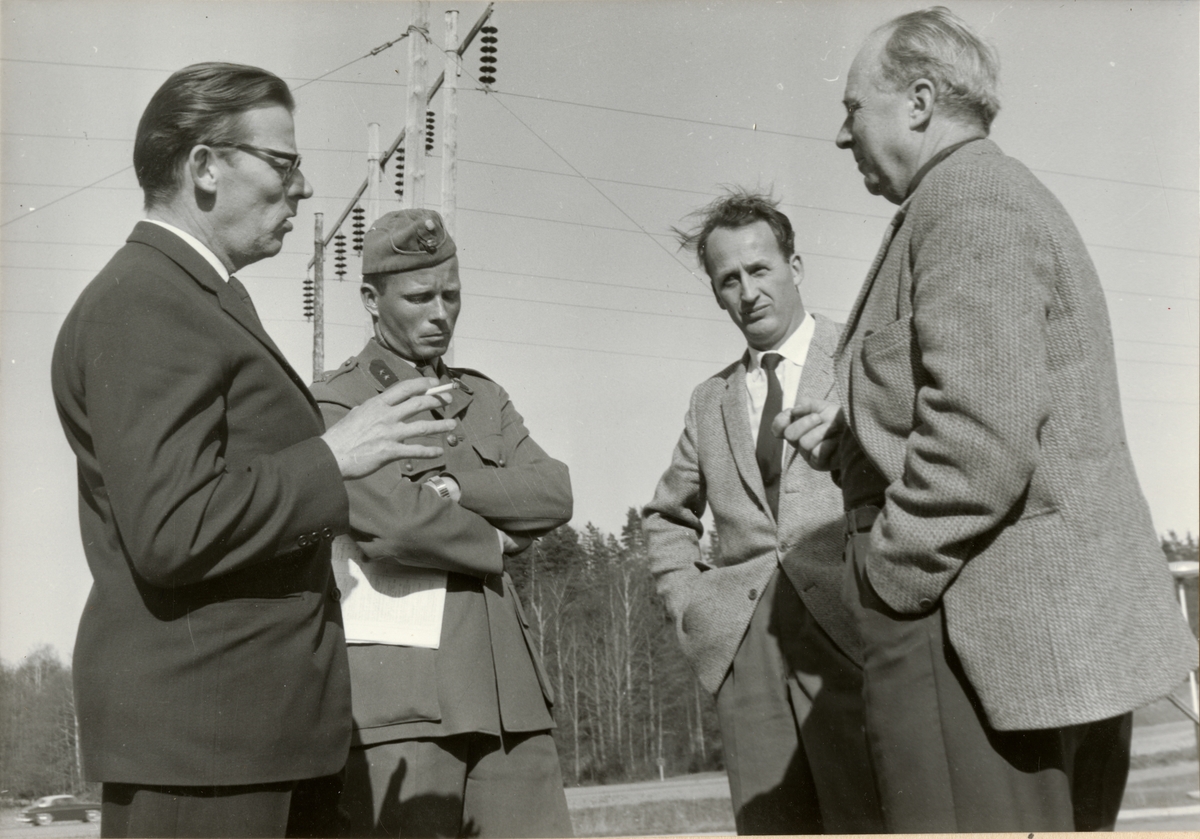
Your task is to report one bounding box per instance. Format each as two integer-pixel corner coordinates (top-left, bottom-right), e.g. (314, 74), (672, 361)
(360, 282), (380, 317)
(188, 145), (220, 197)
(909, 78), (935, 130)
(790, 253), (804, 288)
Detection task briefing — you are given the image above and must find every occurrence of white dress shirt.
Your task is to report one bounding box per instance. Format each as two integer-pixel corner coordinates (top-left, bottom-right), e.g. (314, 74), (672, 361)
(143, 218), (230, 282)
(745, 313), (814, 461)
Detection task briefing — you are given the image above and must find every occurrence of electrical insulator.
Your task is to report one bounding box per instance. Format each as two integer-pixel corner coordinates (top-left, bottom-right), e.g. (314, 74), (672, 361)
(303, 274), (314, 319)
(334, 232), (347, 281)
(425, 111), (435, 154)
(352, 206), (366, 255)
(394, 148), (405, 199)
(479, 25), (498, 85)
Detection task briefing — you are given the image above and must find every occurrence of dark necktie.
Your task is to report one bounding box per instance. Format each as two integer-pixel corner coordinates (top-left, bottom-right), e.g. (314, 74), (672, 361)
(227, 275), (263, 330)
(418, 361), (442, 382)
(755, 352), (784, 519)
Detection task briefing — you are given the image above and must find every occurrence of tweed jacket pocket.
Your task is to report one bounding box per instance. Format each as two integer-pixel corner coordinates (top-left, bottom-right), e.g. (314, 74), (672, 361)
(852, 316), (920, 478)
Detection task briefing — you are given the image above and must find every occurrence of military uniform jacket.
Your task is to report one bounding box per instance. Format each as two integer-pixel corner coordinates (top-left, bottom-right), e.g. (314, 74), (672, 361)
(836, 139), (1196, 729)
(312, 340), (572, 743)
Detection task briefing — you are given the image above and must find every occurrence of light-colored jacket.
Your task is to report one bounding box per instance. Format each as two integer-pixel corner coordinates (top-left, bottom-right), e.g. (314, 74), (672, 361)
(838, 138), (1197, 730)
(644, 315), (852, 693)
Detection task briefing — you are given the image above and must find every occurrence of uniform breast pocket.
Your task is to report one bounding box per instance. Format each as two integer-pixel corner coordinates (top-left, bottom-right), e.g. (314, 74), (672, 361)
(471, 434), (506, 468)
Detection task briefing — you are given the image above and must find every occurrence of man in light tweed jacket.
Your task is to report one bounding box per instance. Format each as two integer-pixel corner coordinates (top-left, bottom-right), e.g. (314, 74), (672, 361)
(783, 7), (1198, 832)
(644, 191), (883, 834)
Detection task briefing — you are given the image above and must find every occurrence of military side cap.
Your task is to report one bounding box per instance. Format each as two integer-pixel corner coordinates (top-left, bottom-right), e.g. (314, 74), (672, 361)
(362, 209), (456, 275)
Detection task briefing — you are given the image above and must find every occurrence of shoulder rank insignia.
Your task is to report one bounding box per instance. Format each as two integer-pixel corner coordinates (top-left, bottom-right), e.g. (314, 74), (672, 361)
(368, 359), (399, 388)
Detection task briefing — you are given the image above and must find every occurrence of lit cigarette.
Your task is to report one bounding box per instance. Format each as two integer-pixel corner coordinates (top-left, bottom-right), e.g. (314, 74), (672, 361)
(423, 382), (457, 396)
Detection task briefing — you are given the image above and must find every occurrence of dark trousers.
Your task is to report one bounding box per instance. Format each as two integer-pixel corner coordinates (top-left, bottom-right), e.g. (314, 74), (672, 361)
(715, 569), (884, 834)
(340, 730), (572, 838)
(845, 531), (1133, 832)
(100, 774), (344, 838)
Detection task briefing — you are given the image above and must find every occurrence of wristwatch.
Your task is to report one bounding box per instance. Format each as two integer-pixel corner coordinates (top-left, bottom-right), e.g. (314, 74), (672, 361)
(426, 474), (455, 500)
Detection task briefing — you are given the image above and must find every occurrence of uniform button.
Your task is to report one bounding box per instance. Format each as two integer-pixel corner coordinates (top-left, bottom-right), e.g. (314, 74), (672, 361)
(321, 527), (333, 540)
(779, 541), (790, 552)
(311, 531), (321, 542)
(447, 434), (459, 446)
(498, 457), (506, 467)
(748, 589), (758, 601)
(330, 587), (342, 602)
(403, 462), (414, 473)
(919, 598), (934, 610)
(298, 534), (311, 547)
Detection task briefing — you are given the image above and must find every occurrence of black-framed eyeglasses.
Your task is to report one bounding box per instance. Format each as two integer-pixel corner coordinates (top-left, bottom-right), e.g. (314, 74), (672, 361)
(209, 143), (302, 183)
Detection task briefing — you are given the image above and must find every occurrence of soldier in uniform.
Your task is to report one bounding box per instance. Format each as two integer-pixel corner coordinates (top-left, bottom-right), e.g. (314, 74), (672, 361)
(311, 209), (574, 838)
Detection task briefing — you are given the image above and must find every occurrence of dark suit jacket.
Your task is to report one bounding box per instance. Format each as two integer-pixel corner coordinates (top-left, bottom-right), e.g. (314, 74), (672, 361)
(837, 139), (1197, 730)
(312, 340), (571, 743)
(644, 315), (851, 693)
(51, 222), (352, 785)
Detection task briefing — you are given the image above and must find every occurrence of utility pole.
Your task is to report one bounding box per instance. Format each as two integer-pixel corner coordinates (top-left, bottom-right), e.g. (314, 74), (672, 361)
(442, 9), (460, 367)
(367, 123), (382, 224)
(402, 1), (430, 210)
(442, 10), (459, 236)
(312, 213), (325, 377)
(306, 2), (493, 265)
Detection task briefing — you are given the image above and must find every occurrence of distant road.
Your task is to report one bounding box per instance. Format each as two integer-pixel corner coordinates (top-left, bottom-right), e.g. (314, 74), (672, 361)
(0, 815), (95, 839)
(566, 771), (729, 809)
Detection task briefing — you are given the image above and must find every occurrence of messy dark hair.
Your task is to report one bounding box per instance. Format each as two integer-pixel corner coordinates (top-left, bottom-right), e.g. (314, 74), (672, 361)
(672, 188), (795, 278)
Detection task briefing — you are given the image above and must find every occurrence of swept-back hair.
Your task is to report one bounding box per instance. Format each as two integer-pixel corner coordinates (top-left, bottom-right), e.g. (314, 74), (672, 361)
(874, 6), (1000, 131)
(134, 62), (294, 209)
(673, 188), (795, 278)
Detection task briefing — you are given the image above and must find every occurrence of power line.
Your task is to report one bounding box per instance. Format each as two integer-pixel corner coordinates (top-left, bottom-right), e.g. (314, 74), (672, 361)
(464, 290), (727, 325)
(0, 168), (133, 228)
(3, 151), (1197, 258)
(453, 334), (729, 366)
(489, 89), (1199, 195)
(290, 29), (418, 92)
(4, 57), (1197, 195)
(0, 56), (412, 92)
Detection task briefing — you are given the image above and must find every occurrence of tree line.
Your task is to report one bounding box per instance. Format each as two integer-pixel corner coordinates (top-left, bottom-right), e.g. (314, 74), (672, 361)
(0, 646), (92, 802)
(2, 526), (1196, 799)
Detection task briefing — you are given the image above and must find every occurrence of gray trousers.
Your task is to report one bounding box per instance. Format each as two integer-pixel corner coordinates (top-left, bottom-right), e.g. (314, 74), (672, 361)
(846, 531), (1133, 832)
(715, 569), (884, 834)
(340, 730), (572, 838)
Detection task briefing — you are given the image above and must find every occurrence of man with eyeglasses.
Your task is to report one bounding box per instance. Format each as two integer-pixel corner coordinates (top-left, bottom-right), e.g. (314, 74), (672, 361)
(51, 62), (456, 838)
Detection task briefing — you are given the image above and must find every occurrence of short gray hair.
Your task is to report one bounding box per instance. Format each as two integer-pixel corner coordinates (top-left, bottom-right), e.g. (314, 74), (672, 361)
(873, 6), (1000, 131)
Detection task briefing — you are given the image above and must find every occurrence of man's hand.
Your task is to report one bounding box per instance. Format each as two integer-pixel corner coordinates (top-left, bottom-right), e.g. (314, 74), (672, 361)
(322, 377), (455, 479)
(499, 531), (533, 555)
(772, 397), (845, 471)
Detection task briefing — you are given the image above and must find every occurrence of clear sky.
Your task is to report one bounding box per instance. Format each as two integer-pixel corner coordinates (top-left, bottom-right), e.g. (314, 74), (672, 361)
(2, 0), (1197, 664)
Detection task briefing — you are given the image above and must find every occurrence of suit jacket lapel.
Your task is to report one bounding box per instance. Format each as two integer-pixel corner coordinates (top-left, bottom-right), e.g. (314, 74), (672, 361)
(721, 355), (770, 517)
(785, 315), (837, 475)
(837, 203), (910, 357)
(129, 222), (320, 413)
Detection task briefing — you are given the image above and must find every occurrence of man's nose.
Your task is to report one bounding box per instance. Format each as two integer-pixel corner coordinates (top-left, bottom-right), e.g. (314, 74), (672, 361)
(429, 297), (448, 321)
(738, 273), (759, 304)
(290, 170), (314, 200)
(835, 121), (853, 149)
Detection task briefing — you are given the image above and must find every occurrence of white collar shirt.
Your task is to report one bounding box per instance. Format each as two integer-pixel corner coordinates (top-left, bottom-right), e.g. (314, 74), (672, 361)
(143, 218), (230, 282)
(744, 313), (814, 455)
